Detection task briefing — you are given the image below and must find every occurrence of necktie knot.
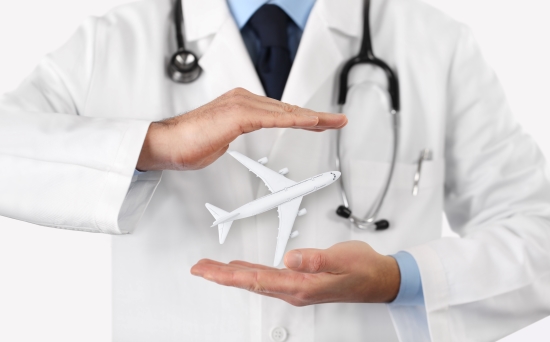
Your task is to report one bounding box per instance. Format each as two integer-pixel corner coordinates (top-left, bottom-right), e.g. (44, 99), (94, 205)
(247, 4), (291, 48)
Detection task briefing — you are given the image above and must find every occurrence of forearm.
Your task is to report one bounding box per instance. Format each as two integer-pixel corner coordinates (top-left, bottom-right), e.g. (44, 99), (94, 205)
(0, 109), (154, 233)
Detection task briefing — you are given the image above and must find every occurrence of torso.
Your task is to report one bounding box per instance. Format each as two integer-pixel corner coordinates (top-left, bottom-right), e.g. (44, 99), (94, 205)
(85, 0), (461, 340)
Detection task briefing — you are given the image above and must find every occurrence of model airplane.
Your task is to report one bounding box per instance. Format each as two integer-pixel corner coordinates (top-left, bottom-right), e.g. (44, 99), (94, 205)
(205, 151), (341, 266)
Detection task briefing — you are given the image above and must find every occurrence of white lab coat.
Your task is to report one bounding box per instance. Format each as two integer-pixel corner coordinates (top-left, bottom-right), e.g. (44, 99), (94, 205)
(1, 0), (549, 340)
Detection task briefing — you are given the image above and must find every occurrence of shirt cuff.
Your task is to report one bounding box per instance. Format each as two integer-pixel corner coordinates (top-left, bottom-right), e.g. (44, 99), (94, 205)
(389, 251), (425, 306)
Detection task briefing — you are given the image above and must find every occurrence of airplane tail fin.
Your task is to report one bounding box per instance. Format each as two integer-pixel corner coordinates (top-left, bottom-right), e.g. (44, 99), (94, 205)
(205, 203), (234, 244)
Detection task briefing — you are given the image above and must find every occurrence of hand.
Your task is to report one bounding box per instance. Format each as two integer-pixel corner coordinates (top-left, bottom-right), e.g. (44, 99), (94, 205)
(190, 241), (401, 306)
(136, 88), (348, 171)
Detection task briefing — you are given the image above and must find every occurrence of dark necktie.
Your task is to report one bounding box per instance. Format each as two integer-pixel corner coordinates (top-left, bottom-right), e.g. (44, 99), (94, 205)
(246, 4), (292, 100)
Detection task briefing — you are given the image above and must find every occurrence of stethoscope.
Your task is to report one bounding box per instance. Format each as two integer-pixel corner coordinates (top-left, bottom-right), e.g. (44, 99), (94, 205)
(168, 0), (400, 232)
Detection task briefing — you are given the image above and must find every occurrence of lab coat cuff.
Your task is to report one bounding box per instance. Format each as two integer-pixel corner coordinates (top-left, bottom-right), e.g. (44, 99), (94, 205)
(397, 243), (453, 341)
(93, 120), (161, 235)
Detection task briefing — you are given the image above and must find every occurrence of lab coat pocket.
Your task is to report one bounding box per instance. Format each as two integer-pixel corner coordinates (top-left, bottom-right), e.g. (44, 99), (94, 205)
(343, 159), (445, 253)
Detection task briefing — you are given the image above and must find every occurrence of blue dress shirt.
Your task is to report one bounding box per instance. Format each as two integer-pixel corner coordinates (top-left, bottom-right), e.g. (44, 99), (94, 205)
(390, 251), (424, 306)
(226, 0), (316, 67)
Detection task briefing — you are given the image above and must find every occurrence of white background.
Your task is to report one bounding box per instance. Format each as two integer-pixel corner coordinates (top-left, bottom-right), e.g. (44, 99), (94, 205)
(0, 0), (549, 341)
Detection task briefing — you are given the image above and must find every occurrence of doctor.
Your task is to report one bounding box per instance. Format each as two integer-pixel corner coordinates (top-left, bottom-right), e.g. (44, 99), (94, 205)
(1, 0), (550, 341)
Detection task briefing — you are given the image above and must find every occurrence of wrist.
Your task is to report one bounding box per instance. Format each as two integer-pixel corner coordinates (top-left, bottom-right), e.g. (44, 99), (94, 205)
(379, 255), (401, 303)
(136, 122), (173, 171)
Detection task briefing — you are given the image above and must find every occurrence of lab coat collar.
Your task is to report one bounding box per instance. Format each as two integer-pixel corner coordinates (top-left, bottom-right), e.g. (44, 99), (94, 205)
(181, 0), (230, 42)
(181, 0), (363, 47)
(181, 0), (365, 108)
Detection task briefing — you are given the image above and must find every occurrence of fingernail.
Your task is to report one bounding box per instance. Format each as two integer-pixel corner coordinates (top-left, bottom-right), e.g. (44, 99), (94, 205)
(286, 251), (302, 268)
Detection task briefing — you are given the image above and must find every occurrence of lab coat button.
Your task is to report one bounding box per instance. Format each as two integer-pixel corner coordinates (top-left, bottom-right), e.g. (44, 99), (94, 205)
(270, 327), (288, 342)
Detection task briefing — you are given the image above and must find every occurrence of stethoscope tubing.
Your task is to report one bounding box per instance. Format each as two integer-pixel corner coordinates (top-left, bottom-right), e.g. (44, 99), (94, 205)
(336, 106), (399, 230)
(334, 0), (400, 231)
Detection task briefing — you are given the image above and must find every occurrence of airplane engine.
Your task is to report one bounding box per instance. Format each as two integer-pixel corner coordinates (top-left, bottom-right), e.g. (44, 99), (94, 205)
(278, 168), (289, 175)
(257, 157), (268, 165)
(297, 208), (307, 216)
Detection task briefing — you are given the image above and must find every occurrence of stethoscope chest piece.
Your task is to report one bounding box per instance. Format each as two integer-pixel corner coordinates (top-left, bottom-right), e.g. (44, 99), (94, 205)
(169, 49), (202, 84)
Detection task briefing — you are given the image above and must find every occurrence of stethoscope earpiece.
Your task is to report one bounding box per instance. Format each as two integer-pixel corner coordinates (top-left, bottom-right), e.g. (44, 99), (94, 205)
(169, 49), (202, 84)
(336, 205), (352, 218)
(336, 206), (390, 231)
(374, 220), (390, 230)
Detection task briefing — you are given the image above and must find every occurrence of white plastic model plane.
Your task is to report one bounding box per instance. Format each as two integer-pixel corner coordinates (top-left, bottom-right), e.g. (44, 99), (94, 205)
(205, 151), (341, 266)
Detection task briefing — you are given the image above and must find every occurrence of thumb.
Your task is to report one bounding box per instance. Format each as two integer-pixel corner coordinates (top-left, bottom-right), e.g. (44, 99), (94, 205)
(284, 248), (341, 274)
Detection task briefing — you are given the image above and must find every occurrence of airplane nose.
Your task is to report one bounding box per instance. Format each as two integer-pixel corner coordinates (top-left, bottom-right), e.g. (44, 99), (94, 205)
(330, 171), (341, 181)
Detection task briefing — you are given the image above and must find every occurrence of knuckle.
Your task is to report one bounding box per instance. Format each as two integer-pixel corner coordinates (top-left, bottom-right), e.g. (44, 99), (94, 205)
(281, 102), (298, 113)
(251, 271), (266, 293)
(227, 87), (248, 97)
(310, 253), (326, 273)
(269, 110), (283, 120)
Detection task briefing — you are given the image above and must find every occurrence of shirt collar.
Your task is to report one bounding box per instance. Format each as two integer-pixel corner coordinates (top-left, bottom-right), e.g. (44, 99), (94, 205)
(226, 0), (316, 30)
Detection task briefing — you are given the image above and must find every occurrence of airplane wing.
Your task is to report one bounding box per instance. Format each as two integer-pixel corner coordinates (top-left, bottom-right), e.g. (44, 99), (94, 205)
(273, 197), (303, 266)
(228, 151), (296, 193)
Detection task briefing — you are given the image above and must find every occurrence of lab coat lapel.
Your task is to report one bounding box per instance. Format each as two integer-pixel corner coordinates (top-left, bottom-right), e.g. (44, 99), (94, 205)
(183, 0), (265, 98)
(198, 20), (266, 98)
(282, 0), (357, 106)
(183, 0), (265, 205)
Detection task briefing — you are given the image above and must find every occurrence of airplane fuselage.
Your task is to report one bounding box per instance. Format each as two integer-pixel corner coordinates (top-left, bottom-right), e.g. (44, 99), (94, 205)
(213, 172), (339, 225)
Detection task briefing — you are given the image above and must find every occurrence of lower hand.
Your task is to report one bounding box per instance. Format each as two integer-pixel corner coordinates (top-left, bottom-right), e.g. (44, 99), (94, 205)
(190, 241), (401, 306)
(137, 88), (347, 171)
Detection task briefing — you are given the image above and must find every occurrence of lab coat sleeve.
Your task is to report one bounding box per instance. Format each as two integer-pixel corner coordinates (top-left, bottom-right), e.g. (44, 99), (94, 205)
(0, 17), (161, 235)
(388, 26), (550, 342)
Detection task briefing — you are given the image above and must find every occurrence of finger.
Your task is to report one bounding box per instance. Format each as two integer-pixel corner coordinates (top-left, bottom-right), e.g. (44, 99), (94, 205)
(284, 248), (344, 274)
(312, 113), (348, 129)
(228, 260), (278, 271)
(191, 260), (243, 276)
(237, 101), (345, 131)
(219, 88), (347, 131)
(240, 109), (319, 131)
(218, 89), (317, 130)
(195, 258), (232, 266)
(300, 128), (327, 132)
(246, 94), (347, 129)
(255, 110), (346, 130)
(191, 263), (263, 289)
(192, 263), (309, 295)
(193, 259), (277, 273)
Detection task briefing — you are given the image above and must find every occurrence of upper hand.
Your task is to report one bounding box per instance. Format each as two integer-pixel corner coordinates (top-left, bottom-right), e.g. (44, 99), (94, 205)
(190, 241), (401, 306)
(136, 87), (347, 171)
